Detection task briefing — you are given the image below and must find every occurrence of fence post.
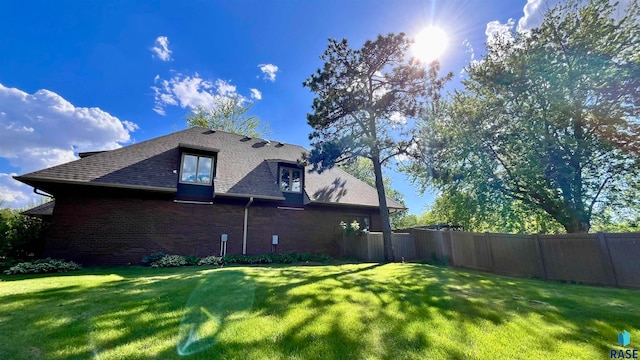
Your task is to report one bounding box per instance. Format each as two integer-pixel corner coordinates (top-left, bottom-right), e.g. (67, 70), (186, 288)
(597, 232), (619, 288)
(485, 232), (495, 273)
(446, 231), (455, 267)
(534, 234), (548, 280)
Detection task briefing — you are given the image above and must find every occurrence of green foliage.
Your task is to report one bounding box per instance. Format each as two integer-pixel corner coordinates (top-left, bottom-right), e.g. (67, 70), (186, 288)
(295, 253), (332, 263)
(184, 256), (200, 266)
(4, 258), (81, 275)
(223, 253), (329, 265)
(421, 189), (565, 234)
(304, 33), (452, 261)
(339, 219), (365, 235)
(143, 253), (333, 268)
(186, 95), (270, 137)
(197, 256), (224, 266)
(410, 0), (640, 233)
(391, 214), (420, 230)
(0, 207), (47, 260)
(591, 207), (640, 233)
(141, 252), (167, 266)
(150, 255), (188, 268)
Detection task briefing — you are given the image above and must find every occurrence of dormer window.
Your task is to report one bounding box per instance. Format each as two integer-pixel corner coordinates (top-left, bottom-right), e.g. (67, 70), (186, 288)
(180, 153), (214, 185)
(280, 167), (302, 193)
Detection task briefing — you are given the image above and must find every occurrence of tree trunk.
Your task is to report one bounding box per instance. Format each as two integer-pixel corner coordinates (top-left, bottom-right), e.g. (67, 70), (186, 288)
(371, 154), (394, 262)
(563, 218), (590, 233)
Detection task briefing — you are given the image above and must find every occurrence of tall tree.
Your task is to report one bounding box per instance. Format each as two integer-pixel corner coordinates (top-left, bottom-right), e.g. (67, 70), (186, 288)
(340, 157), (408, 229)
(303, 33), (452, 261)
(410, 0), (640, 233)
(186, 94), (270, 137)
(421, 189), (565, 234)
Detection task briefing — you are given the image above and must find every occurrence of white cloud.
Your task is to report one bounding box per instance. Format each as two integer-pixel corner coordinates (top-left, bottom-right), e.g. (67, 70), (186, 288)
(151, 73), (260, 115)
(0, 173), (35, 208)
(389, 112), (407, 128)
(215, 79), (236, 97)
(485, 18), (515, 43)
(517, 0), (548, 31)
(151, 36), (172, 61)
(250, 88), (262, 100)
(0, 82), (138, 208)
(517, 0), (632, 32)
(258, 64), (279, 82)
(459, 39), (479, 78)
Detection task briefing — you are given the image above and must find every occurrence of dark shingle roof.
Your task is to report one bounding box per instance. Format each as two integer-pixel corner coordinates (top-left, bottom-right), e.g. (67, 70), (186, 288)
(21, 200), (55, 217)
(15, 127), (404, 209)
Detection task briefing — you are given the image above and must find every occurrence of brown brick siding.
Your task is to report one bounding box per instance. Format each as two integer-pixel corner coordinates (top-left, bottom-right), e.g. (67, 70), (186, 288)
(45, 195), (381, 265)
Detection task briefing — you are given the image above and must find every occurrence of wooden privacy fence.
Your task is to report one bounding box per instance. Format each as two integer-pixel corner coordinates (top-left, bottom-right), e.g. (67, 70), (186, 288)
(342, 229), (640, 289)
(342, 232), (415, 262)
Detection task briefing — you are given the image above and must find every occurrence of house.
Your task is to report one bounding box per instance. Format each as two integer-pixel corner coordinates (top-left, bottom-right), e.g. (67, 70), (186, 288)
(15, 127), (404, 265)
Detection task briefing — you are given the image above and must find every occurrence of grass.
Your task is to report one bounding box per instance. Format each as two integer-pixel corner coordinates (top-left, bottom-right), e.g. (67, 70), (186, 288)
(1, 262), (639, 359)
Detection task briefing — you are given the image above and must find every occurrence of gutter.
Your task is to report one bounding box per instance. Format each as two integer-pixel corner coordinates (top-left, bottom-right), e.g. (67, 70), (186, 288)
(215, 192), (284, 201)
(13, 176), (176, 194)
(307, 200), (407, 211)
(242, 196), (254, 255)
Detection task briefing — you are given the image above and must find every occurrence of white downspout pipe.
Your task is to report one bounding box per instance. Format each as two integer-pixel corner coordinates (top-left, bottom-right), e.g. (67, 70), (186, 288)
(243, 197), (254, 255)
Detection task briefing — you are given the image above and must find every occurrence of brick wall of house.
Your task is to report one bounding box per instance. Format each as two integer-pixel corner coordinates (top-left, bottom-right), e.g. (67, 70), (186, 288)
(45, 195), (381, 265)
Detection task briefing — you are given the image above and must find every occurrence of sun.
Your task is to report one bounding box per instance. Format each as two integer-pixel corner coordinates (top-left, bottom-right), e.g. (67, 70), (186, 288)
(412, 26), (448, 63)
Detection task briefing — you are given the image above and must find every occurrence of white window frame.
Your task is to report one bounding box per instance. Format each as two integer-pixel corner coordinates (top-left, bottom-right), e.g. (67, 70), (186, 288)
(279, 167), (302, 193)
(179, 153), (215, 185)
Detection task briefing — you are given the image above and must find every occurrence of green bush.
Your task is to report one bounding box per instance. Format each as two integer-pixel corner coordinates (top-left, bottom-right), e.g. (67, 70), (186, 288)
(198, 256), (223, 266)
(142, 252), (334, 268)
(223, 254), (258, 264)
(0, 207), (47, 260)
(184, 256), (200, 266)
(270, 253), (295, 264)
(150, 255), (188, 268)
(4, 258), (81, 275)
(223, 253), (332, 265)
(142, 252), (167, 266)
(297, 253), (332, 263)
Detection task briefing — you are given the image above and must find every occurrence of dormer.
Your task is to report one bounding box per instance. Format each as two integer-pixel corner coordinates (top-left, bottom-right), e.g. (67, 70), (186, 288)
(176, 143), (219, 201)
(276, 160), (304, 205)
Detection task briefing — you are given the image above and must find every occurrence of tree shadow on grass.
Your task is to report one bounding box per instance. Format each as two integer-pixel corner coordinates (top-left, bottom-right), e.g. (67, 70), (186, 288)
(1, 263), (639, 359)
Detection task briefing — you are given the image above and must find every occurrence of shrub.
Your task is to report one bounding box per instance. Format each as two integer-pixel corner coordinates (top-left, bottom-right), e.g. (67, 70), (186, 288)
(0, 257), (18, 271)
(4, 258), (82, 275)
(140, 252), (333, 269)
(0, 207), (47, 260)
(184, 256), (200, 266)
(150, 255), (188, 268)
(297, 253), (332, 263)
(142, 252), (167, 266)
(198, 256), (223, 266)
(223, 254), (258, 264)
(270, 253), (296, 264)
(223, 253), (332, 265)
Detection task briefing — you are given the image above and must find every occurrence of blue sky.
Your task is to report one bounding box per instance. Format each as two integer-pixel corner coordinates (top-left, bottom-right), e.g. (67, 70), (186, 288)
(0, 0), (571, 213)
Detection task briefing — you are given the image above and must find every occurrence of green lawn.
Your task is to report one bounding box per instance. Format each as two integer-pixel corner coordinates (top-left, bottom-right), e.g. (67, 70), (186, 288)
(1, 262), (638, 359)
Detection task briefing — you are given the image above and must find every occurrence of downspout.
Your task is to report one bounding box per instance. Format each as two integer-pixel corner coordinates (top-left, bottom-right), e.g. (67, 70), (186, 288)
(243, 197), (254, 255)
(34, 188), (53, 198)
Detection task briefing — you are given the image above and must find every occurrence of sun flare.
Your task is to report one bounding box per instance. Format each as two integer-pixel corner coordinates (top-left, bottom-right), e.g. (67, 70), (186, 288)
(412, 26), (448, 63)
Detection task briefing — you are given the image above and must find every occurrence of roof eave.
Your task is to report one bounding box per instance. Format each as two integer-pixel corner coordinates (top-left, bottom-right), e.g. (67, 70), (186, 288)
(14, 176), (177, 193)
(214, 192), (285, 201)
(308, 200), (405, 210)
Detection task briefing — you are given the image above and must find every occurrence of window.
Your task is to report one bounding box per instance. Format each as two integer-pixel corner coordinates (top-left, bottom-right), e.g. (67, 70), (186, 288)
(180, 154), (214, 185)
(280, 167), (302, 193)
